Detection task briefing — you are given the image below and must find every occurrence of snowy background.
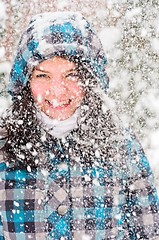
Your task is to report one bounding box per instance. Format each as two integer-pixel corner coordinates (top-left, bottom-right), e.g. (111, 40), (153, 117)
(0, 0), (159, 191)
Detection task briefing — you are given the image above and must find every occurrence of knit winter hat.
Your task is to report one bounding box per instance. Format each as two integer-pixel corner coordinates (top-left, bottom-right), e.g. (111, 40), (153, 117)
(9, 11), (108, 96)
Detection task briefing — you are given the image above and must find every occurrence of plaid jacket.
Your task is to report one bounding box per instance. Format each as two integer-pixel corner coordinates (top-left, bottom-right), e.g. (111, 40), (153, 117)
(0, 131), (159, 240)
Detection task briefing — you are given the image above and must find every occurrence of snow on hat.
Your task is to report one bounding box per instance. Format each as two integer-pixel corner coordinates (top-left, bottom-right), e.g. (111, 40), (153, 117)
(9, 11), (108, 96)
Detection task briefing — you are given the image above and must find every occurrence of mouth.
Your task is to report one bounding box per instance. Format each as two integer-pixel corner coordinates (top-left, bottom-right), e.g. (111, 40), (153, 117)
(46, 99), (71, 110)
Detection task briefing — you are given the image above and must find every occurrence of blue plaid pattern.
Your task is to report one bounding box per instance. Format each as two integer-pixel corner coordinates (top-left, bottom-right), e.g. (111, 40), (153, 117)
(9, 12), (108, 96)
(0, 131), (159, 240)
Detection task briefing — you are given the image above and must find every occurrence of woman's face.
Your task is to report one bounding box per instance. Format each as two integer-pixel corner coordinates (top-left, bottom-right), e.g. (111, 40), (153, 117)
(30, 56), (85, 120)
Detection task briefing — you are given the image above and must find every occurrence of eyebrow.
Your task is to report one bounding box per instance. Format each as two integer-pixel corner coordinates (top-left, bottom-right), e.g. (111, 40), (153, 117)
(65, 66), (79, 73)
(34, 66), (79, 74)
(34, 67), (50, 73)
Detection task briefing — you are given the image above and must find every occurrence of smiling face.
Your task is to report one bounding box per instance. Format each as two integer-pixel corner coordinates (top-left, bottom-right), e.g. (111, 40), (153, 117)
(30, 56), (85, 120)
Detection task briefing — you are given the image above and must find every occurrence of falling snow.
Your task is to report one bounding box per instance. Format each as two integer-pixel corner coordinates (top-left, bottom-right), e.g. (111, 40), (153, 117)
(0, 1), (159, 239)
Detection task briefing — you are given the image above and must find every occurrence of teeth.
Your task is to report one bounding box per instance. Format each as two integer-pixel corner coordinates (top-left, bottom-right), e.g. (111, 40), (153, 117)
(49, 99), (70, 107)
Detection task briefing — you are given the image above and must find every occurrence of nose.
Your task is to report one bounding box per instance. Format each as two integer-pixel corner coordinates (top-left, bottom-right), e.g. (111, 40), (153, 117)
(49, 78), (68, 97)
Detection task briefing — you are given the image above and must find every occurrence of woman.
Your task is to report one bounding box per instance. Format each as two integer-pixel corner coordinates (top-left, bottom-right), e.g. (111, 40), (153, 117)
(0, 12), (159, 240)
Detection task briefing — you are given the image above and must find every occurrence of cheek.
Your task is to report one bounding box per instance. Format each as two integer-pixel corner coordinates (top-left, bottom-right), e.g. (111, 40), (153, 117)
(70, 83), (85, 99)
(30, 81), (47, 103)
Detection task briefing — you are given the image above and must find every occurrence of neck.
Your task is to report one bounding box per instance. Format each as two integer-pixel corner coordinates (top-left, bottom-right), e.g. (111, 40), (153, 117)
(37, 108), (80, 138)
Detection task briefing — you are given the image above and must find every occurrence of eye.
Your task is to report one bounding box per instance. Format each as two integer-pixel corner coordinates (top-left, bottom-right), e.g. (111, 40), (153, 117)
(36, 74), (49, 78)
(65, 72), (79, 81)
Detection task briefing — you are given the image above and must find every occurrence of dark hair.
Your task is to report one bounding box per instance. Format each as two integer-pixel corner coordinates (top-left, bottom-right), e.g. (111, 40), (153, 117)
(1, 83), (48, 170)
(1, 58), (124, 171)
(0, 59), (94, 170)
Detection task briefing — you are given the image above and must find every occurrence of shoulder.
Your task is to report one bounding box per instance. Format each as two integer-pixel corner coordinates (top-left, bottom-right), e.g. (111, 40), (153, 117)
(123, 128), (146, 158)
(122, 128), (153, 178)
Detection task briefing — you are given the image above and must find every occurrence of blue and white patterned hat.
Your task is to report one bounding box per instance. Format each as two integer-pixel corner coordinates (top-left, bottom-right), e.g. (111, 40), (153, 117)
(9, 12), (108, 95)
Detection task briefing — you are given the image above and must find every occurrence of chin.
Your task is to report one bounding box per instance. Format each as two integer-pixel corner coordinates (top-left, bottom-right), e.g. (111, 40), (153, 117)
(46, 111), (74, 121)
(57, 112), (74, 121)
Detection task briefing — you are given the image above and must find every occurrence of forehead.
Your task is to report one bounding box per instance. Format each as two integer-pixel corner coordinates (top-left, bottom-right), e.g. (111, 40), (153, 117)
(35, 56), (76, 71)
